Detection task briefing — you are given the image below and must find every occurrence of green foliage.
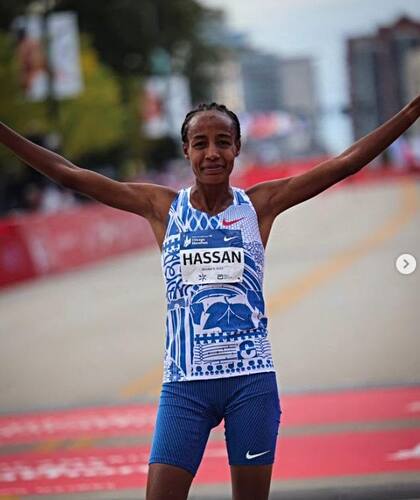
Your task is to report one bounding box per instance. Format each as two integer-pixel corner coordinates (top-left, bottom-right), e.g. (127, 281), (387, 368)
(0, 0), (222, 113)
(53, 0), (220, 101)
(55, 0), (206, 72)
(0, 30), (49, 178)
(59, 36), (125, 159)
(0, 0), (223, 181)
(0, 32), (127, 168)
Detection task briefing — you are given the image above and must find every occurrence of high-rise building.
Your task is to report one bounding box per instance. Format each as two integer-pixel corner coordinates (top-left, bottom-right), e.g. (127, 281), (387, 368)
(406, 47), (420, 139)
(212, 51), (246, 112)
(347, 16), (420, 141)
(239, 50), (283, 112)
(279, 57), (321, 153)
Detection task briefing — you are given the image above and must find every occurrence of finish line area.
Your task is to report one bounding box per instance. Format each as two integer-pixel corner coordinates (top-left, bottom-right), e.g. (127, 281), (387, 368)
(1, 179), (419, 498)
(0, 386), (419, 497)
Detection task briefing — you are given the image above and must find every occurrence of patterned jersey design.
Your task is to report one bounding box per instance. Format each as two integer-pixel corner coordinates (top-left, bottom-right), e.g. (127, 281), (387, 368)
(161, 187), (274, 382)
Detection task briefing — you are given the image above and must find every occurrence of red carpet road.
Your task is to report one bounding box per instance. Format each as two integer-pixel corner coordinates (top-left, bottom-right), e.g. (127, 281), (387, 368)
(0, 386), (419, 444)
(0, 386), (419, 496)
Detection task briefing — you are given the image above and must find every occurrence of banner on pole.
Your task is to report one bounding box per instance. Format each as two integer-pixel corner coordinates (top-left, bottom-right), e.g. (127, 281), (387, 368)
(142, 75), (191, 138)
(13, 12), (83, 101)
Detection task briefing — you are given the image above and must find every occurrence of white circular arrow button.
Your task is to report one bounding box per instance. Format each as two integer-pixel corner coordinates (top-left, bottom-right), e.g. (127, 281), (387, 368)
(396, 254), (416, 275)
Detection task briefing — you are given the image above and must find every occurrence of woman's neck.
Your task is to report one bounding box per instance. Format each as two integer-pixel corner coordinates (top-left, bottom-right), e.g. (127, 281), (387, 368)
(190, 181), (233, 214)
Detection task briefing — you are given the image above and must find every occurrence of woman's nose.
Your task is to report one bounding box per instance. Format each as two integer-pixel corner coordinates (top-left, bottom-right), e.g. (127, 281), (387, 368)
(205, 144), (220, 159)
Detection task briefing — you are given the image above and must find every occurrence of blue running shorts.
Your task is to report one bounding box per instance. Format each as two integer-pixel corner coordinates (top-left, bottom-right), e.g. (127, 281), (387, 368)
(149, 372), (281, 476)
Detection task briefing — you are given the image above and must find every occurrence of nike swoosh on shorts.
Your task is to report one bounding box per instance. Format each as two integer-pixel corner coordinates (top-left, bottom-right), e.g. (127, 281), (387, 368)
(246, 450), (271, 460)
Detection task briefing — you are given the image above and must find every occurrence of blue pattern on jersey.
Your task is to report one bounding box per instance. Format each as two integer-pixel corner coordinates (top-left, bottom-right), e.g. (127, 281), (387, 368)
(161, 187), (274, 382)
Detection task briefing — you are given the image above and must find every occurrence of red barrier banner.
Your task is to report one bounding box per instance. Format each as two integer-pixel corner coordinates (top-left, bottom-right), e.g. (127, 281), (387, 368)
(20, 206), (155, 275)
(0, 205), (156, 287)
(0, 222), (36, 287)
(235, 159), (420, 188)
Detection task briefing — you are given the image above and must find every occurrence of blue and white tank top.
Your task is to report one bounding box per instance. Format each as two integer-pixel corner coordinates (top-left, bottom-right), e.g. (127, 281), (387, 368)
(161, 186), (275, 382)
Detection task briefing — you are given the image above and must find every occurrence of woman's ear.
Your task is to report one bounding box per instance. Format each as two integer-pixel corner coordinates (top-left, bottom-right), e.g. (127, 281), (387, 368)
(183, 143), (189, 159)
(234, 139), (241, 157)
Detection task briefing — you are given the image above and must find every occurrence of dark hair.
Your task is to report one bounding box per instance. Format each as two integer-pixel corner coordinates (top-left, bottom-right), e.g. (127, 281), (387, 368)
(181, 102), (241, 143)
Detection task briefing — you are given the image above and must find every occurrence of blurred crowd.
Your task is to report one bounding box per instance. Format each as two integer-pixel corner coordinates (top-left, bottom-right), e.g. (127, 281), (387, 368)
(3, 157), (198, 217)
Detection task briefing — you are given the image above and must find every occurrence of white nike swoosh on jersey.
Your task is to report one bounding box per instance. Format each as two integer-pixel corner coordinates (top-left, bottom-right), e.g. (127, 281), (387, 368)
(246, 450), (271, 460)
(224, 236), (236, 242)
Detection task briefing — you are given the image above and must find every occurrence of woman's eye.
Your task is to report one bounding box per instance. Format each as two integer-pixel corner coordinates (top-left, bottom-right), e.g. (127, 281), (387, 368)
(193, 142), (205, 148)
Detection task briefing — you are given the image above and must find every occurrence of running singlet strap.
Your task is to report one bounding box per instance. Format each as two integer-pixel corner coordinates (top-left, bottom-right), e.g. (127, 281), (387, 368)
(160, 186), (274, 382)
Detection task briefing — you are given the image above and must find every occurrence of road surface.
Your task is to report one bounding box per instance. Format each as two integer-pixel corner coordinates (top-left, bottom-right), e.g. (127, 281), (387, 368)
(0, 179), (419, 498)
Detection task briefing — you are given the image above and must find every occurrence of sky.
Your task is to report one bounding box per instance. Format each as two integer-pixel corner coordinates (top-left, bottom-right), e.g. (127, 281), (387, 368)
(199, 0), (420, 152)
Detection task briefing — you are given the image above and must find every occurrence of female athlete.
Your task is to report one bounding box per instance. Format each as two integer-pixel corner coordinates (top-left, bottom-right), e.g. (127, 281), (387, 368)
(1, 96), (419, 499)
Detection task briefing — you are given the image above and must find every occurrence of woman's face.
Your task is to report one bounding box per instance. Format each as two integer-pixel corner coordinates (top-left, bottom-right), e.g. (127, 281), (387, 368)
(183, 110), (241, 185)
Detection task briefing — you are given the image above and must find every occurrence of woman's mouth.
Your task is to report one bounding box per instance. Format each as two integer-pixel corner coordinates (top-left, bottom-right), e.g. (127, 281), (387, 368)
(202, 164), (224, 174)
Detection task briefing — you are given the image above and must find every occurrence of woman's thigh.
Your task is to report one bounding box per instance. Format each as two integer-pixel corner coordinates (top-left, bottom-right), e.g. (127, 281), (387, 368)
(230, 464), (273, 500)
(146, 463), (194, 500)
(149, 382), (219, 476)
(224, 372), (281, 467)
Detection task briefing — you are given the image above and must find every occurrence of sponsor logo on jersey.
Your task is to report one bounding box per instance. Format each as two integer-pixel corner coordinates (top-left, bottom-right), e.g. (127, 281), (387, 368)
(222, 217), (244, 227)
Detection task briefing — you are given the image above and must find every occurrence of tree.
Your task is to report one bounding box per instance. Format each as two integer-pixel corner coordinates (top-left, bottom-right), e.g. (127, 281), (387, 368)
(0, 0), (224, 213)
(53, 0), (221, 101)
(0, 32), (127, 213)
(0, 0), (221, 99)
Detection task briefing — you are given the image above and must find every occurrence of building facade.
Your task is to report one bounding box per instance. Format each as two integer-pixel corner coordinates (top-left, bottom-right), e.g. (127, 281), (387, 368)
(347, 16), (420, 141)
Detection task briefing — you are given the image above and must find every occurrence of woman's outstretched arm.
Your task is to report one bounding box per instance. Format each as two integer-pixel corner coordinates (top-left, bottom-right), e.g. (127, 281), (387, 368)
(249, 95), (420, 217)
(0, 122), (176, 220)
